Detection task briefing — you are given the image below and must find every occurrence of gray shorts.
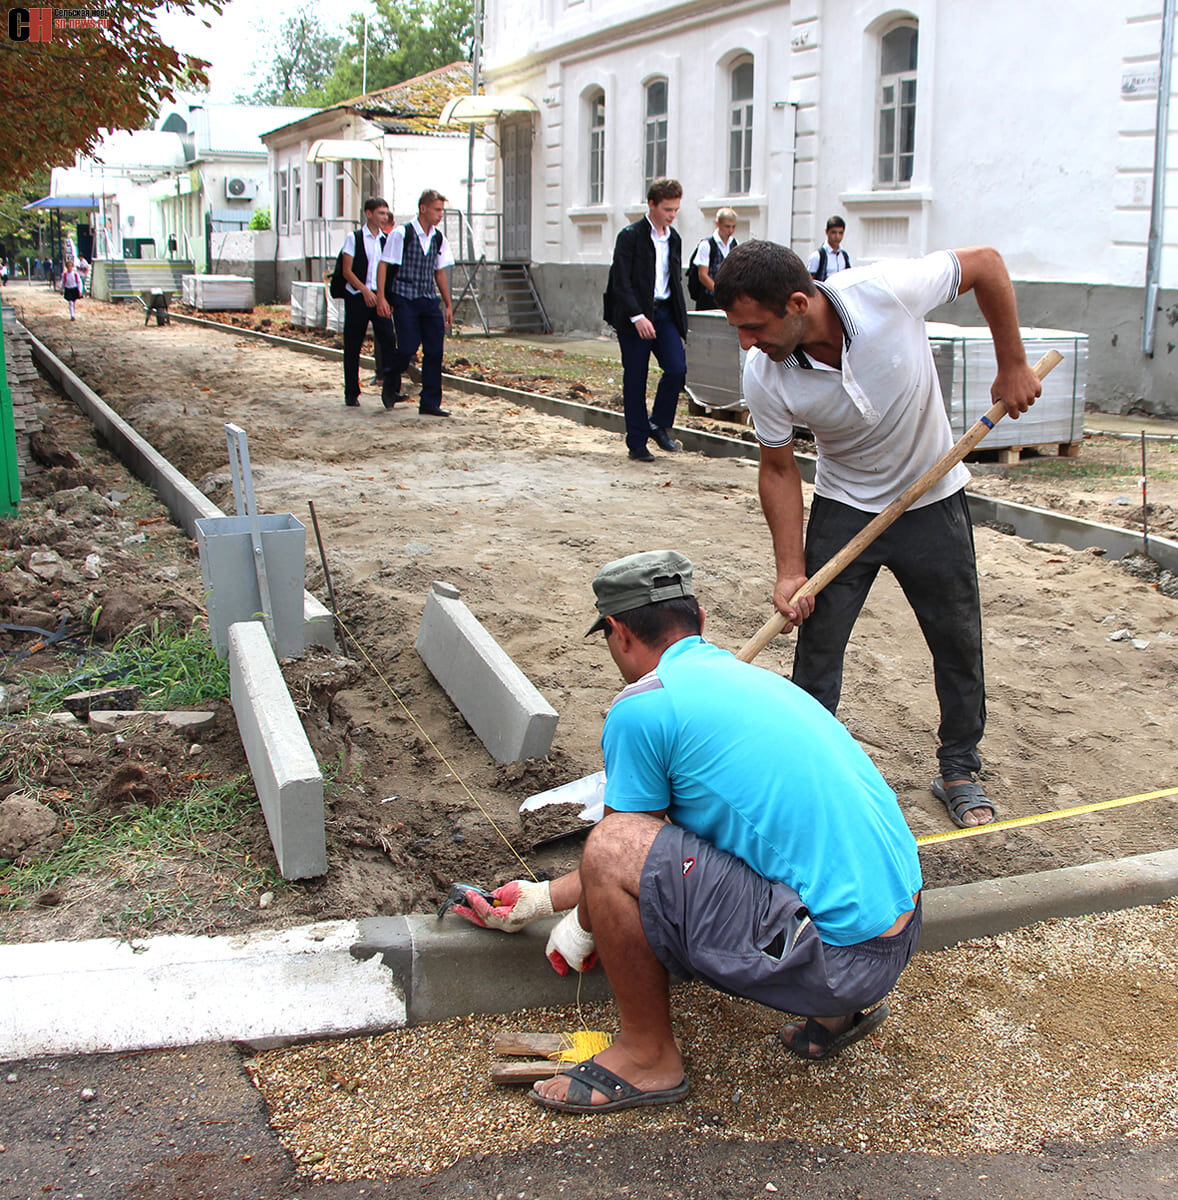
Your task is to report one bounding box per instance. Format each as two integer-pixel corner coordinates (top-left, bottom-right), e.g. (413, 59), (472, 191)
(638, 823), (922, 1018)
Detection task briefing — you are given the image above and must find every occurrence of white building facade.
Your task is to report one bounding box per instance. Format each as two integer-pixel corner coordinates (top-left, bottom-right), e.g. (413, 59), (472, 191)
(483, 0), (1178, 413)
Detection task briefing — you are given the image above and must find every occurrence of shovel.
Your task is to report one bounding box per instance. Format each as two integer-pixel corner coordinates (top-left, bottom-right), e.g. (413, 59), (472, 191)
(736, 349), (1064, 663)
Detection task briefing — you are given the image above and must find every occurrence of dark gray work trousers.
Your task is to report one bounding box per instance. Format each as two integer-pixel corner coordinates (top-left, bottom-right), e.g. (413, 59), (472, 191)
(793, 488), (985, 781)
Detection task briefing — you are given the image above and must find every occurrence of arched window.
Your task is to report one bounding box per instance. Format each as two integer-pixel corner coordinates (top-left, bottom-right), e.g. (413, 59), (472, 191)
(644, 78), (668, 192)
(877, 23), (918, 186)
(588, 90), (606, 204)
(728, 57), (754, 195)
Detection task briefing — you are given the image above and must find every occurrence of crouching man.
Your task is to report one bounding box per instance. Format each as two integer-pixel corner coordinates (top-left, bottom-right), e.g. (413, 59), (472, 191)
(456, 550), (922, 1114)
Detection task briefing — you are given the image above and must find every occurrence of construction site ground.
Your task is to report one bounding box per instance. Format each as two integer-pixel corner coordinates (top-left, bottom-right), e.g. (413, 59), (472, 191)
(2, 283), (1177, 1198)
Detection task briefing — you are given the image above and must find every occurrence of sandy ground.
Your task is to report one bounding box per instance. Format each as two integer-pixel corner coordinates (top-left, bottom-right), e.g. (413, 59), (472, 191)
(10, 287), (1178, 907)
(4, 285), (1178, 1195)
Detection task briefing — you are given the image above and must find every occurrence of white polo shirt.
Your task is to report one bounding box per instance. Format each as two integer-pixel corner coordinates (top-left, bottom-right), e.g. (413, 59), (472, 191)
(743, 250), (970, 513)
(379, 219), (456, 270)
(341, 225), (385, 293)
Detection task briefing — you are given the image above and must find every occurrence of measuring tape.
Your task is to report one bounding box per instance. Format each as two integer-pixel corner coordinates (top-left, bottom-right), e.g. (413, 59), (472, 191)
(916, 785), (1178, 846)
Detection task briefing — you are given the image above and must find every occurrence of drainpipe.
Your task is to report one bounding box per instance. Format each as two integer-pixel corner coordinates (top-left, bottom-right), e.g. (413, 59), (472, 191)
(1143, 0), (1176, 356)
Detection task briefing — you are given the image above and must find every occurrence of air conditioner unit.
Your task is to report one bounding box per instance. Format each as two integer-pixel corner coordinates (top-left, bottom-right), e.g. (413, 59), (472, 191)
(225, 177), (259, 200)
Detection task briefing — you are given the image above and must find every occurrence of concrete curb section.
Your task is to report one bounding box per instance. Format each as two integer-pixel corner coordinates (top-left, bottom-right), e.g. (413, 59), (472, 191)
(21, 323), (337, 650)
(168, 312), (1178, 570)
(3, 848), (1177, 1060)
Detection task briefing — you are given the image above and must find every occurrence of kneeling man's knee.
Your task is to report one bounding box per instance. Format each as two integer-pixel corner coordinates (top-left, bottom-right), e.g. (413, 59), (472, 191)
(582, 812), (664, 887)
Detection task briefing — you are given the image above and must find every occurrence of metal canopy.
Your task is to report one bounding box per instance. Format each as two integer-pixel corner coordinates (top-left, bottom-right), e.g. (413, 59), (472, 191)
(306, 138), (383, 163)
(22, 196), (100, 210)
(439, 95), (539, 125)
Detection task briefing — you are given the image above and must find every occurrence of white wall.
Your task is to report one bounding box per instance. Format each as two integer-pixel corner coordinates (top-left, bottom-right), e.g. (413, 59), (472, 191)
(484, 0), (791, 267)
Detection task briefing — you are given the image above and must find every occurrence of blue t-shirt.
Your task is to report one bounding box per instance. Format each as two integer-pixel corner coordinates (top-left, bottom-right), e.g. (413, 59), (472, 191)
(602, 637), (922, 945)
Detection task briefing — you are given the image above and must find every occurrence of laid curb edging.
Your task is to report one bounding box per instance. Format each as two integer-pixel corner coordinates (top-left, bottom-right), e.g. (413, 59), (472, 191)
(3, 849), (1177, 1059)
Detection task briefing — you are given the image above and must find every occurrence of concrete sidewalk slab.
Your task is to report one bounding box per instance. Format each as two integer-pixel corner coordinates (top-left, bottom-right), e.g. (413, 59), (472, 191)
(0, 921), (401, 1060)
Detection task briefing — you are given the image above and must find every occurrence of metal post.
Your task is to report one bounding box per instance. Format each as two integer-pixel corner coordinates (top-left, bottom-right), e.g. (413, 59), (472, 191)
(1143, 0), (1176, 356)
(466, 0), (484, 264)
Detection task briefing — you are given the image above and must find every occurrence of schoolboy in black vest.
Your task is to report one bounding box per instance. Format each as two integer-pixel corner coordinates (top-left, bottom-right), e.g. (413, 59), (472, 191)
(377, 189), (455, 417)
(339, 197), (400, 409)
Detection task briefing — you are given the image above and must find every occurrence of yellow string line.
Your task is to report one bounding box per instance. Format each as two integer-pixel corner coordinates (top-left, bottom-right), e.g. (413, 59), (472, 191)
(334, 614), (538, 882)
(915, 786), (1178, 846)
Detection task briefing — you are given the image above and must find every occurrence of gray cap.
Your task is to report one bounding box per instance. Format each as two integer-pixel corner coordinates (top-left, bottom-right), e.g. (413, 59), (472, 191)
(585, 550), (694, 636)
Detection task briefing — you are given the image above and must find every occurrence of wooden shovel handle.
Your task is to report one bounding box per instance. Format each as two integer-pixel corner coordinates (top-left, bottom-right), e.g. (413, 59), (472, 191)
(736, 349), (1064, 663)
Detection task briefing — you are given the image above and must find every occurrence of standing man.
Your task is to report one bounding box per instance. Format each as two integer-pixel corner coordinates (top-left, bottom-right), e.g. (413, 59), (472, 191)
(807, 215), (851, 281)
(714, 242), (1041, 828)
(689, 207), (738, 310)
(339, 196), (400, 410)
(455, 551), (923, 1113)
(377, 189), (454, 418)
(604, 177), (688, 462)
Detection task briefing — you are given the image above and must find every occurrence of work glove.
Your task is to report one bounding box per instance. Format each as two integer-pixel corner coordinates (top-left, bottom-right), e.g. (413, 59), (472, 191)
(545, 907), (598, 975)
(453, 879), (553, 932)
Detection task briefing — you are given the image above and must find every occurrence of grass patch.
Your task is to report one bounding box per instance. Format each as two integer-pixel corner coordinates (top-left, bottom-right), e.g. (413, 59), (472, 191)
(0, 773), (284, 934)
(18, 620), (230, 714)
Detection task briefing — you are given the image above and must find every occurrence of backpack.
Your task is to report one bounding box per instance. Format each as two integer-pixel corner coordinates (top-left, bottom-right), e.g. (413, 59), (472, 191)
(329, 228), (364, 299)
(814, 245), (851, 282)
(685, 236), (715, 303)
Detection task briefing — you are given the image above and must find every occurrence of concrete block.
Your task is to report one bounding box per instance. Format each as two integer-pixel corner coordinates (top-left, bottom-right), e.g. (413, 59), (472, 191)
(229, 621), (326, 879)
(919, 847), (1178, 951)
(415, 581), (559, 763)
(351, 914), (613, 1025)
(0, 921), (403, 1058)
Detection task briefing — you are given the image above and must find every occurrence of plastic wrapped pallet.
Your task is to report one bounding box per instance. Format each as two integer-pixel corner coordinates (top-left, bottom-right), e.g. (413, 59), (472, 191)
(326, 294), (345, 333)
(181, 275), (197, 307)
(926, 323), (1088, 450)
(290, 281), (326, 329)
(685, 310), (747, 410)
(184, 275), (255, 312)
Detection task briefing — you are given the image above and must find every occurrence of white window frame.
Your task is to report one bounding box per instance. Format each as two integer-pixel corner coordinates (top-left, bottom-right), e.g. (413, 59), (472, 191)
(333, 161), (346, 218)
(588, 89), (606, 205)
(876, 22), (918, 188)
(276, 168), (289, 232)
(728, 57), (754, 196)
(291, 167), (301, 224)
(643, 77), (668, 194)
(313, 161), (325, 218)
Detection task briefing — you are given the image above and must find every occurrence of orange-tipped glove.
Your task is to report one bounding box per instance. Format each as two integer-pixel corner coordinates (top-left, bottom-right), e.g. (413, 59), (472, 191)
(545, 907), (598, 975)
(453, 879), (553, 932)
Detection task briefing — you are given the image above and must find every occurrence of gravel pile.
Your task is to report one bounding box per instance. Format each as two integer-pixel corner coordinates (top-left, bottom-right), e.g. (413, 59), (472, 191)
(247, 899), (1178, 1182)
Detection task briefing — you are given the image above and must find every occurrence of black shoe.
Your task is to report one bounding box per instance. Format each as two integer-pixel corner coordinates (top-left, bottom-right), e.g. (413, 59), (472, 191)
(419, 407), (450, 417)
(651, 428), (680, 452)
(368, 375), (382, 386)
(345, 397), (360, 407)
(382, 390), (409, 410)
(628, 446), (655, 462)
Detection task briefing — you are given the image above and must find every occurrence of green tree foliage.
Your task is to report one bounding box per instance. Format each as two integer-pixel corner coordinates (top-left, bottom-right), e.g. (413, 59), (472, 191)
(0, 0), (222, 184)
(247, 207), (271, 231)
(0, 172), (51, 264)
(310, 0), (475, 105)
(237, 5), (341, 105)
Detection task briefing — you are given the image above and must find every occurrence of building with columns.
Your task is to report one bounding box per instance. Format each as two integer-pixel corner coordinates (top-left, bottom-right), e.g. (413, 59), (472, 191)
(481, 0), (1178, 414)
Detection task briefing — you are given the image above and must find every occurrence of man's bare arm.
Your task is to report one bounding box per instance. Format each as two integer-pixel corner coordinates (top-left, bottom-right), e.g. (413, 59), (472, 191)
(758, 442), (814, 629)
(954, 246), (1041, 418)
